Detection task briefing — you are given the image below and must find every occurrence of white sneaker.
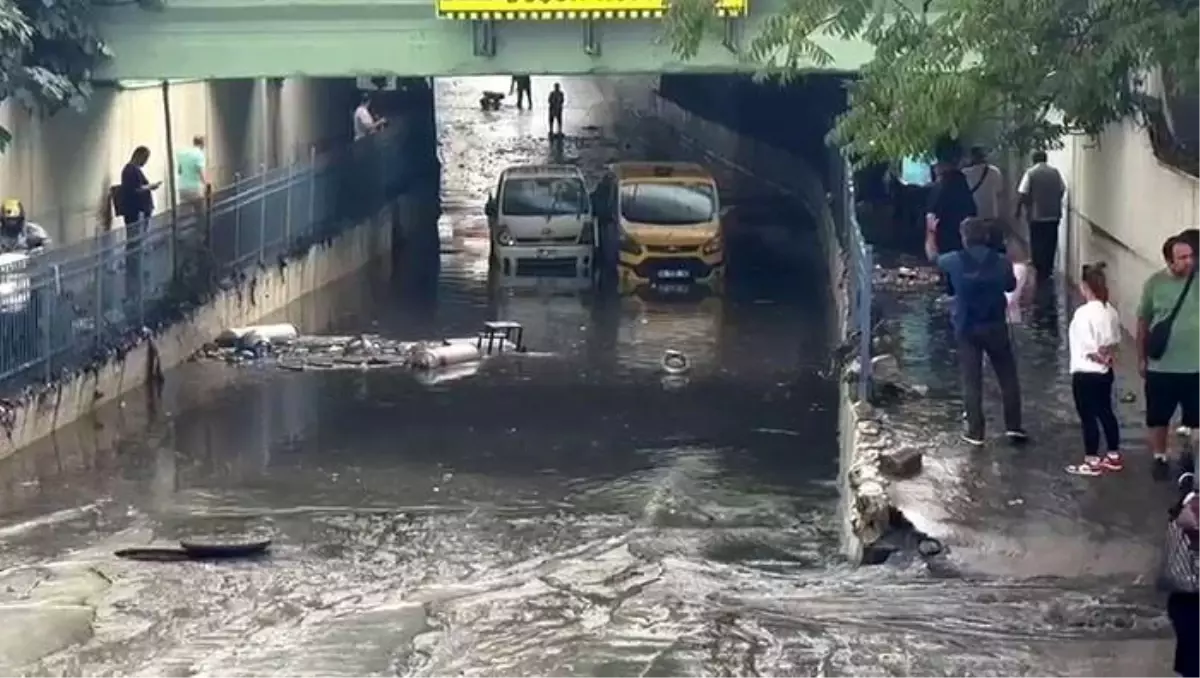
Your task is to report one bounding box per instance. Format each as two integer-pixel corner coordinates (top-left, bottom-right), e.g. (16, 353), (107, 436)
(961, 433), (985, 447)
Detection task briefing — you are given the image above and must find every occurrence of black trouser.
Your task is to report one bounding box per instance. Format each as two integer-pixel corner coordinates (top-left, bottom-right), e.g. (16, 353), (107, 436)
(548, 107), (563, 134)
(123, 213), (148, 314)
(1029, 219), (1059, 281)
(1071, 370), (1120, 456)
(958, 321), (1022, 438)
(1168, 592), (1199, 677)
(515, 86), (531, 109)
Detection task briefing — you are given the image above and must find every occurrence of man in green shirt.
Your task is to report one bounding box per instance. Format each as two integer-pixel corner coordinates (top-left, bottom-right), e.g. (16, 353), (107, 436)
(176, 135), (208, 215)
(1137, 235), (1198, 477)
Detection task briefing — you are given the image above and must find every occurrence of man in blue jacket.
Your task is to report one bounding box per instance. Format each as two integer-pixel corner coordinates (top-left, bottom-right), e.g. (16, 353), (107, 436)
(927, 216), (1029, 446)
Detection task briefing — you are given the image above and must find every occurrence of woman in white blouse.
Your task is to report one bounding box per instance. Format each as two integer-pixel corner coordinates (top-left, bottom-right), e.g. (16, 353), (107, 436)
(1065, 263), (1124, 476)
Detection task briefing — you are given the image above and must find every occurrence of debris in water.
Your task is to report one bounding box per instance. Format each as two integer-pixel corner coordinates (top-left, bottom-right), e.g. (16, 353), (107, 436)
(661, 350), (690, 375)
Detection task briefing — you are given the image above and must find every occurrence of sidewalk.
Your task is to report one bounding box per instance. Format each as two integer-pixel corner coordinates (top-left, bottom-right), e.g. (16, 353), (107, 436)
(878, 279), (1183, 583)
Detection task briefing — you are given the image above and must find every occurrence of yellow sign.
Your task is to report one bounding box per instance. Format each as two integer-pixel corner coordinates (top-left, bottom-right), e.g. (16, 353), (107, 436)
(437, 0), (747, 21)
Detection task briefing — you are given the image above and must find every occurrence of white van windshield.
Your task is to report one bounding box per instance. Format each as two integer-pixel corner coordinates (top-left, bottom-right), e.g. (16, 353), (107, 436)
(620, 181), (716, 226)
(501, 177), (588, 217)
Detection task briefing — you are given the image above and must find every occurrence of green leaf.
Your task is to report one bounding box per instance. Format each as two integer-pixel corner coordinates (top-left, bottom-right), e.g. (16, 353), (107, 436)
(663, 0), (1199, 169)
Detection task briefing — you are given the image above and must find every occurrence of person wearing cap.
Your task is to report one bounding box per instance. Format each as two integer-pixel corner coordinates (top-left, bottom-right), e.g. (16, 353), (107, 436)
(0, 199), (49, 252)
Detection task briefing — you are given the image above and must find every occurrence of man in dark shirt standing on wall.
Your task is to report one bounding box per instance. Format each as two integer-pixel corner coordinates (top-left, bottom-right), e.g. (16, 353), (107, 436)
(928, 217), (1028, 446)
(925, 159), (978, 296)
(548, 83), (565, 137)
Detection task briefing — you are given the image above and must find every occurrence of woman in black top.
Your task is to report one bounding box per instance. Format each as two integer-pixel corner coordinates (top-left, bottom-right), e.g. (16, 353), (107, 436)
(119, 146), (160, 225)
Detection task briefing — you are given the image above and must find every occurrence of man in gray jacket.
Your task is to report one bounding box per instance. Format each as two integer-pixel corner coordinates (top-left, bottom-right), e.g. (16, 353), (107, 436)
(1015, 150), (1066, 282)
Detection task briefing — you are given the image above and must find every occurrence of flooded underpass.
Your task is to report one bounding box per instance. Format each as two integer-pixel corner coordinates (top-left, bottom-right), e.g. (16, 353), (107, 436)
(0, 77), (1175, 676)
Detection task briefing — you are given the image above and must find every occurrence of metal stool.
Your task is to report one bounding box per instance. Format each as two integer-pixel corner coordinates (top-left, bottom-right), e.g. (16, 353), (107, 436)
(477, 320), (524, 355)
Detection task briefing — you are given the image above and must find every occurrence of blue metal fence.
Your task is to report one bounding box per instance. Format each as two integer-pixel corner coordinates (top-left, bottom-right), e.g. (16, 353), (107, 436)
(828, 153), (875, 402)
(0, 127), (415, 395)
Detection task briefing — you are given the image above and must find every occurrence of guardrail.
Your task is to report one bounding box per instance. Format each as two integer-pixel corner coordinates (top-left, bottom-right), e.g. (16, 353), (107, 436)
(608, 81), (875, 399)
(828, 153), (874, 402)
(0, 127), (417, 395)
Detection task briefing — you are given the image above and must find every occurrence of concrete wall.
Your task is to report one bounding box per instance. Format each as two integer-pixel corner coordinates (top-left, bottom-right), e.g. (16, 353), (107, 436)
(0, 197), (412, 461)
(0, 77), (351, 246)
(1050, 121), (1199, 331)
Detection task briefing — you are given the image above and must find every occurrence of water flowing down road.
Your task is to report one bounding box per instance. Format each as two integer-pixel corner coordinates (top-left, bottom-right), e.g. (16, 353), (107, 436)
(0, 77), (1176, 677)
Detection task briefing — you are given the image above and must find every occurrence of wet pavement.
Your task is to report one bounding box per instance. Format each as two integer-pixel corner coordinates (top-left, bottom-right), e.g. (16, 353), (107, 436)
(0, 77), (1180, 676)
(881, 284), (1176, 671)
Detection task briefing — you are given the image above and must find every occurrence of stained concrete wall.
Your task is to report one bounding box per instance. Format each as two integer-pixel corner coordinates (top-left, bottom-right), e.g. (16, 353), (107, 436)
(0, 198), (405, 461)
(0, 77), (352, 246)
(1050, 121), (1199, 331)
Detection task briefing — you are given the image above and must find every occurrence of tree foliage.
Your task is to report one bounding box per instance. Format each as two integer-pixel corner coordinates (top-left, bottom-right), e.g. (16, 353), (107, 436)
(664, 0), (1200, 167)
(0, 0), (159, 151)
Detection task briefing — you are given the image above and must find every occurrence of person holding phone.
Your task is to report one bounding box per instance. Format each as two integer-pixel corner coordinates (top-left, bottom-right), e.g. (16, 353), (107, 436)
(118, 145), (161, 310)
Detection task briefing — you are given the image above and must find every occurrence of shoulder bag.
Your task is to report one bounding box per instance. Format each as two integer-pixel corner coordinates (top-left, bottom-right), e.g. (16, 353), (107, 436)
(1147, 271), (1196, 361)
(1158, 518), (1199, 593)
(968, 165), (991, 195)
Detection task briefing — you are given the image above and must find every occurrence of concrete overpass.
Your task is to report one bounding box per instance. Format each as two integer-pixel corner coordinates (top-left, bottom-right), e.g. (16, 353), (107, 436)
(95, 0), (876, 80)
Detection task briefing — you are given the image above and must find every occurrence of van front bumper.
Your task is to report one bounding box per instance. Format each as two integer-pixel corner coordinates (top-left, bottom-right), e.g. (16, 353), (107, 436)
(495, 244), (593, 276)
(619, 255), (724, 286)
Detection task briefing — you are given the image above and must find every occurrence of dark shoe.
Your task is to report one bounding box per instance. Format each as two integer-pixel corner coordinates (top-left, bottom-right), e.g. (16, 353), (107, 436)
(961, 433), (985, 447)
(1152, 455), (1171, 481)
(1005, 429), (1030, 445)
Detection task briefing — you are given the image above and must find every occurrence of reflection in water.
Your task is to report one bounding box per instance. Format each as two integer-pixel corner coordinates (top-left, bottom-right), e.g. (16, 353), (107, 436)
(0, 77), (1171, 677)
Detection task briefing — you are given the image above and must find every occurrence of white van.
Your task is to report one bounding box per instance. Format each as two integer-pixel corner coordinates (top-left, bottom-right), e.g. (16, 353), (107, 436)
(484, 165), (594, 277)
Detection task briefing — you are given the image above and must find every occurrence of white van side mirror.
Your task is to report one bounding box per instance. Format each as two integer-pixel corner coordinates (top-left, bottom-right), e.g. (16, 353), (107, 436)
(485, 194), (497, 218)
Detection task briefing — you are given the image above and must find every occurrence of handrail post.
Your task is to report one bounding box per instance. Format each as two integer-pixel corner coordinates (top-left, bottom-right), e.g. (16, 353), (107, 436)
(307, 145), (317, 234)
(283, 161), (294, 248)
(258, 164), (267, 262)
(233, 171), (243, 265)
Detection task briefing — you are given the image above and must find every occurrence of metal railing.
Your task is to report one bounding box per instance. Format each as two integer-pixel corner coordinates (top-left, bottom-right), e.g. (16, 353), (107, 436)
(0, 126), (418, 395)
(610, 82), (876, 399)
(829, 153), (875, 402)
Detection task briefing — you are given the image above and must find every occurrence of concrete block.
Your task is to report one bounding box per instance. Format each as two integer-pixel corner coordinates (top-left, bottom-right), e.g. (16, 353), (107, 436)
(880, 446), (923, 478)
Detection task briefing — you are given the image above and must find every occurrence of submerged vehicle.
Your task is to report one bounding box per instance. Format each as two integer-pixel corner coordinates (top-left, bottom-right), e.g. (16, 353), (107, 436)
(593, 162), (729, 293)
(485, 164), (595, 278)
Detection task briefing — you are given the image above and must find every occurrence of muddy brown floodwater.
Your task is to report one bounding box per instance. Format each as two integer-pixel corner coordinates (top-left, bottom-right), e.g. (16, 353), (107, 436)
(0, 77), (1175, 677)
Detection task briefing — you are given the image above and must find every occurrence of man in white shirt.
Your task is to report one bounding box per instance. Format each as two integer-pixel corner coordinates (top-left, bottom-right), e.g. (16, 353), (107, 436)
(962, 145), (1004, 220)
(1015, 151), (1066, 282)
(353, 93), (385, 140)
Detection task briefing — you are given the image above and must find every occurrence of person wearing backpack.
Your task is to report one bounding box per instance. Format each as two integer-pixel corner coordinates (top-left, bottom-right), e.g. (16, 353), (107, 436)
(927, 217), (1029, 446)
(1138, 235), (1198, 479)
(962, 145), (1005, 220)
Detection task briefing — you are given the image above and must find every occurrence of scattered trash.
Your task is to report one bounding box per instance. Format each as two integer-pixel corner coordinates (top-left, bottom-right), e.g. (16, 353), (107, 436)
(215, 323), (299, 348)
(411, 342), (482, 370)
(198, 321), (530, 375)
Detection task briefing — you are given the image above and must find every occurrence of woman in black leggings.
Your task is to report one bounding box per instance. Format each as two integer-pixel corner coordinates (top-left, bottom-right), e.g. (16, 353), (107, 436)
(1065, 264), (1123, 475)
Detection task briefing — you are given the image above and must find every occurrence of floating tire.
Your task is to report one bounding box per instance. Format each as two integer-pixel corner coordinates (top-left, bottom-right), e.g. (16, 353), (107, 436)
(916, 536), (945, 557)
(661, 350), (690, 375)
